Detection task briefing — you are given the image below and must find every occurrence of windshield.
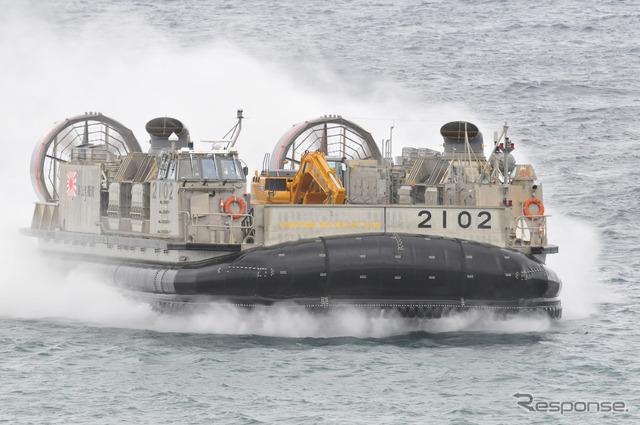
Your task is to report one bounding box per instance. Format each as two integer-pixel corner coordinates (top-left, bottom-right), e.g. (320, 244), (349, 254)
(178, 158), (201, 180)
(218, 158), (243, 180)
(201, 158), (218, 179)
(177, 156), (242, 181)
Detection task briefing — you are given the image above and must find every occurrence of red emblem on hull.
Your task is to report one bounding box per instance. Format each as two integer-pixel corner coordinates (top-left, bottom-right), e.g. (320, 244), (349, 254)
(66, 171), (77, 197)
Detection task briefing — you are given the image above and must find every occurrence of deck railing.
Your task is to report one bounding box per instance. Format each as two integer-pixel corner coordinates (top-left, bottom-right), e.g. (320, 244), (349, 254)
(181, 210), (255, 244)
(513, 214), (548, 247)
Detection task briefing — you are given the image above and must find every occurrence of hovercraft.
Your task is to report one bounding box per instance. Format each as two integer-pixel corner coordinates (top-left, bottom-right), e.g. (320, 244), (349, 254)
(24, 111), (561, 318)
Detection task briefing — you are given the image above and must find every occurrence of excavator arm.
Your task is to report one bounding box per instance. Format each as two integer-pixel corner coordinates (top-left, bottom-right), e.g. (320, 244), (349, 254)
(289, 151), (346, 204)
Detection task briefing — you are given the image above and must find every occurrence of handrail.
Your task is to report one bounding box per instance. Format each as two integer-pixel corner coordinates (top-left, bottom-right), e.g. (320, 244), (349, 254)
(512, 214), (549, 247)
(183, 210), (254, 243)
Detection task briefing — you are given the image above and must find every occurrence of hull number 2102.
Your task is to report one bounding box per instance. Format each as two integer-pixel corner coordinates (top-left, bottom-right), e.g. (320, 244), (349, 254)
(418, 210), (492, 229)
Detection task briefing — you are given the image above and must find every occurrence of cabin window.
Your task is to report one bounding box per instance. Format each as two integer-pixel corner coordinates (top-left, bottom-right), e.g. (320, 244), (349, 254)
(179, 158), (201, 180)
(235, 160), (245, 179)
(328, 161), (345, 185)
(201, 158), (218, 179)
(218, 158), (242, 180)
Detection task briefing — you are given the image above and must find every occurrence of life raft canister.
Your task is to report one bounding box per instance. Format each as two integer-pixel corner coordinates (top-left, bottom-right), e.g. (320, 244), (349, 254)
(224, 196), (247, 219)
(523, 198), (545, 219)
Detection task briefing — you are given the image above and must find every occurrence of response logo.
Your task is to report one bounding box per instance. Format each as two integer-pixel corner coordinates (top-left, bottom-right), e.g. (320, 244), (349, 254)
(513, 393), (629, 414)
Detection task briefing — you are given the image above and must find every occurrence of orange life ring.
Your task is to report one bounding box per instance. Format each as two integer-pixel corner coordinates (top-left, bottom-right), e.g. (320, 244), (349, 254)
(224, 196), (247, 219)
(523, 198), (544, 219)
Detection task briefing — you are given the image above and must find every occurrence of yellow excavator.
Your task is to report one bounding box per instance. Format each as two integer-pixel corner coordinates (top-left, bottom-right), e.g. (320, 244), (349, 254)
(251, 151), (346, 205)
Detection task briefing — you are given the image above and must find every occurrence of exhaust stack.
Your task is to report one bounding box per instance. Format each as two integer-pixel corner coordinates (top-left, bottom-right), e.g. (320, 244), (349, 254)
(440, 121), (485, 160)
(145, 117), (190, 154)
